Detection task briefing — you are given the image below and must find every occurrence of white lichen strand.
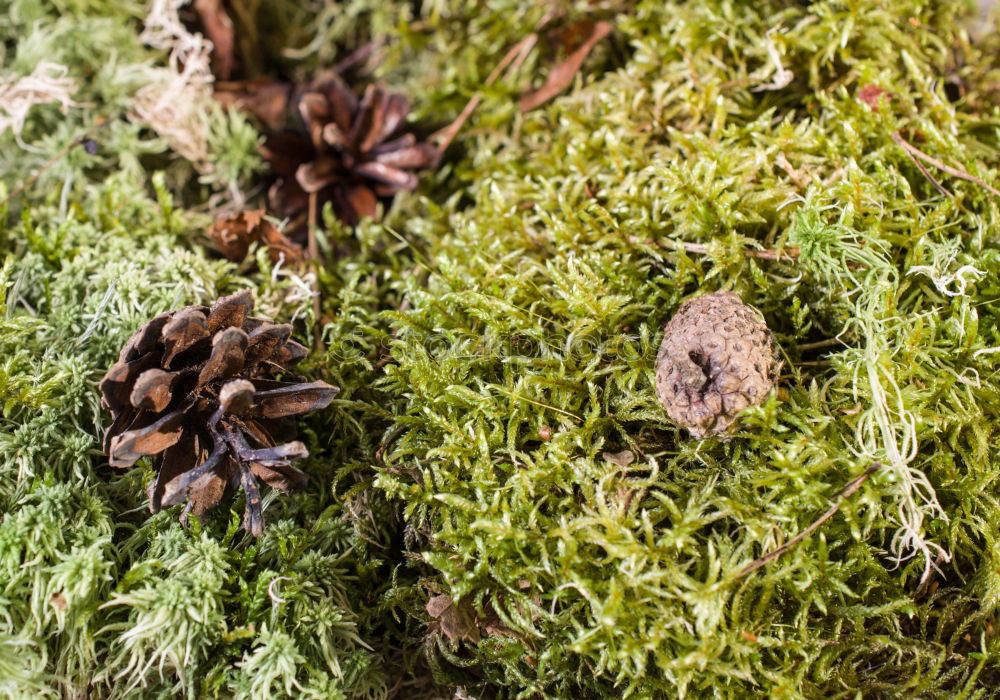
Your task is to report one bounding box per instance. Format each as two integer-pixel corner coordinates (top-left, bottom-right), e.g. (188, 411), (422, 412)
(655, 291), (778, 438)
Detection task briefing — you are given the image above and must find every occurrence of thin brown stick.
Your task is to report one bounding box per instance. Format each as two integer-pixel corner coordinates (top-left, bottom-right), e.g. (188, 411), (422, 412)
(891, 131), (1000, 198)
(735, 463), (881, 580)
(794, 338), (846, 351)
(672, 240), (801, 261)
(432, 33), (539, 152)
(1, 119), (106, 209)
(307, 193), (319, 261)
(901, 146), (952, 199)
(307, 192), (324, 352)
(331, 21), (430, 74)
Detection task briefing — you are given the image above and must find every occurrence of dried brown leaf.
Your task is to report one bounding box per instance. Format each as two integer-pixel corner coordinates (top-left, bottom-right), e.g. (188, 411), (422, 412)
(208, 212), (305, 264)
(519, 20), (612, 112)
(602, 449), (635, 468)
(426, 595), (481, 643)
(194, 0), (236, 80)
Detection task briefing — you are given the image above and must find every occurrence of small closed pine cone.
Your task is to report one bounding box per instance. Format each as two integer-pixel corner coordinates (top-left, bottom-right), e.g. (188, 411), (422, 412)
(654, 291), (778, 438)
(262, 71), (438, 229)
(99, 290), (339, 535)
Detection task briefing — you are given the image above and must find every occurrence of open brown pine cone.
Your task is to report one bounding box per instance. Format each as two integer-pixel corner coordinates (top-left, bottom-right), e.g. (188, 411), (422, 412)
(262, 71), (439, 229)
(99, 290), (338, 535)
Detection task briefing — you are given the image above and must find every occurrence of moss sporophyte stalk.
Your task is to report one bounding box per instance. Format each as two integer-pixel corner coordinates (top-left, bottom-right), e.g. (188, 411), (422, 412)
(3, 0), (1000, 698)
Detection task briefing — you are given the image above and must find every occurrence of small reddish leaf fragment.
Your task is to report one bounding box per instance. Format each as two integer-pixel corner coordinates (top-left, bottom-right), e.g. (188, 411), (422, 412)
(209, 211), (305, 264)
(857, 84), (890, 111)
(520, 20), (613, 112)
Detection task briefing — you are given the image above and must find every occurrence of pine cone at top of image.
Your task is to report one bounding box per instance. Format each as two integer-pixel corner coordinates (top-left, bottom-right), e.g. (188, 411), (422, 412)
(258, 71), (439, 233)
(99, 290), (339, 535)
(654, 291), (779, 439)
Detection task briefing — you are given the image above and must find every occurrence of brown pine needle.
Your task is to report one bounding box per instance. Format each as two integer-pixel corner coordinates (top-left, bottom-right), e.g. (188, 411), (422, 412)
(668, 240), (801, 261)
(432, 33), (539, 152)
(307, 192), (324, 352)
(794, 337), (846, 351)
(735, 462), (881, 580)
(891, 131), (1000, 198)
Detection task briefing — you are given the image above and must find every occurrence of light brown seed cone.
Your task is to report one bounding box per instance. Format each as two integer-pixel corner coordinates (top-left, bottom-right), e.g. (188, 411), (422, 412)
(654, 291), (778, 438)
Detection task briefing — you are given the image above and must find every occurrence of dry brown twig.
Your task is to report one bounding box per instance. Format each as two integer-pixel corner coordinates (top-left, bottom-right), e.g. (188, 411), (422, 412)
(432, 33), (540, 152)
(735, 463), (881, 580)
(0, 119), (106, 209)
(673, 240), (801, 261)
(519, 21), (613, 111)
(891, 131), (1000, 198)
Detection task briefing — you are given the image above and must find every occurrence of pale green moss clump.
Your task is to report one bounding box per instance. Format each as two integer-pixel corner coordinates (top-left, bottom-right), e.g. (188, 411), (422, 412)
(2, 0), (1000, 698)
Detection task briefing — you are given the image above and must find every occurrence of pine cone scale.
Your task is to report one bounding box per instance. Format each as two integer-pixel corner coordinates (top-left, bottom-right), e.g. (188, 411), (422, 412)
(109, 409), (186, 468)
(353, 161), (418, 189)
(129, 368), (177, 412)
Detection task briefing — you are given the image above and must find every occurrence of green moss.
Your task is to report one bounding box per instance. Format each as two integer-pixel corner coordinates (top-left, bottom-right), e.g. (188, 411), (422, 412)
(2, 0), (1000, 697)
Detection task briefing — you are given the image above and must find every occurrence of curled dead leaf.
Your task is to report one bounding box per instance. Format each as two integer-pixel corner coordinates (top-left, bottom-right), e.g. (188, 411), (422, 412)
(520, 20), (612, 112)
(193, 0), (236, 80)
(602, 449), (635, 468)
(207, 210), (304, 264)
(426, 594), (481, 643)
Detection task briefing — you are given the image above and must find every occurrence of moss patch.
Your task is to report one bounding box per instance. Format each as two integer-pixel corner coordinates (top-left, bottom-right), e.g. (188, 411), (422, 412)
(2, 0), (1000, 698)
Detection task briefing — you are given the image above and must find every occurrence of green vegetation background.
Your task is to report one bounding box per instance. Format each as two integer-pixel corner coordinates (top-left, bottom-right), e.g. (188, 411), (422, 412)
(2, 0), (1000, 697)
